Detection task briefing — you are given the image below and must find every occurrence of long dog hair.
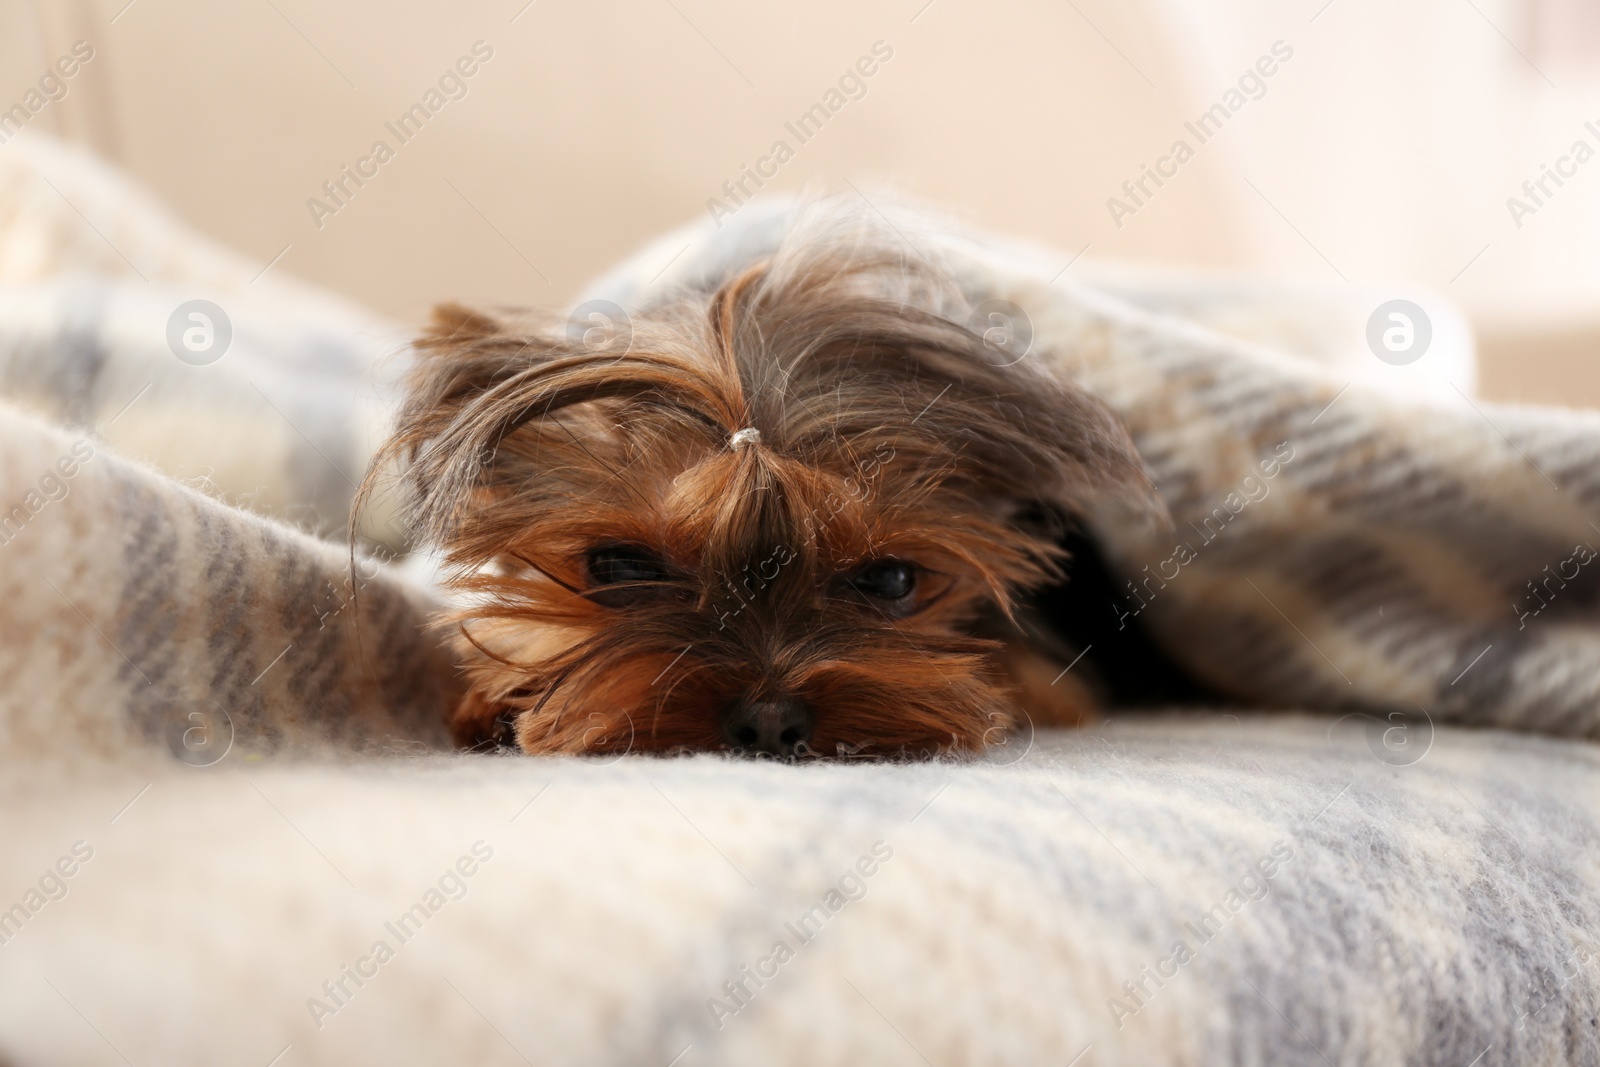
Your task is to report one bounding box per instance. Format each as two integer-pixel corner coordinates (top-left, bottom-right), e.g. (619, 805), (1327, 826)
(365, 210), (1155, 758)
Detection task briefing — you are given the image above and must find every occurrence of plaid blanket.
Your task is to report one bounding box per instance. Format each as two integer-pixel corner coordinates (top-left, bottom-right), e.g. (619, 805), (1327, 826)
(3, 136), (1599, 1067)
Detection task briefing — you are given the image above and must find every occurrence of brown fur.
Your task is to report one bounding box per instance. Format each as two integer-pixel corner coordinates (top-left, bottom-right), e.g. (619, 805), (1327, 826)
(366, 215), (1153, 758)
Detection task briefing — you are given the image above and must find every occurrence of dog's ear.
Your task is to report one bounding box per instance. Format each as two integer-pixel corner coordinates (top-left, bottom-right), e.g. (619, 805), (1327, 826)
(357, 302), (547, 553)
(394, 301), (606, 535)
(428, 302), (505, 342)
(403, 303), (527, 432)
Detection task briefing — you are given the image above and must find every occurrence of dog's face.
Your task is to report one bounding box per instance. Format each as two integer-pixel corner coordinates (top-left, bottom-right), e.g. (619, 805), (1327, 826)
(376, 235), (1147, 759)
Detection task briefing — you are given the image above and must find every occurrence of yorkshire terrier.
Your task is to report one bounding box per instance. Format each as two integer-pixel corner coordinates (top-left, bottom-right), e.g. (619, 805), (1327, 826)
(372, 212), (1188, 759)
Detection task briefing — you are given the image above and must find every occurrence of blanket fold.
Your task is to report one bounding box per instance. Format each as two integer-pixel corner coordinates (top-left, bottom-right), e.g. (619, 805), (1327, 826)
(0, 402), (455, 759)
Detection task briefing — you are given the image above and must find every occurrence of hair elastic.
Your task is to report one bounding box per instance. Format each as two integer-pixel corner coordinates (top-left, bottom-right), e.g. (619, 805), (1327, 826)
(729, 428), (762, 451)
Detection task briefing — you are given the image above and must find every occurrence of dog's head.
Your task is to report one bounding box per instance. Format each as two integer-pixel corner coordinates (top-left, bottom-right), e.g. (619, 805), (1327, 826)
(375, 227), (1149, 758)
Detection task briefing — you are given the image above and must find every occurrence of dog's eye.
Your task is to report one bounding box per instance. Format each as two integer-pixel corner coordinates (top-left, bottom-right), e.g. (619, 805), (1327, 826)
(847, 559), (917, 601)
(587, 545), (669, 584)
(585, 545), (674, 606)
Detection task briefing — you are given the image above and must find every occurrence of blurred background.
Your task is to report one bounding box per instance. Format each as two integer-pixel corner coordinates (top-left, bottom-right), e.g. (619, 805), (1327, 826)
(3, 0), (1599, 403)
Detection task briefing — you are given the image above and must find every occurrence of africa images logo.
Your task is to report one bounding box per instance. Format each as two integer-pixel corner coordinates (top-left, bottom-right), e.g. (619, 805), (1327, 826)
(1365, 299), (1431, 366)
(166, 300), (233, 366)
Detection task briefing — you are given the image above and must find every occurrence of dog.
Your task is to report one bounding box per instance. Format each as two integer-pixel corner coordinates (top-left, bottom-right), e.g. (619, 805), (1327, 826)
(370, 211), (1179, 759)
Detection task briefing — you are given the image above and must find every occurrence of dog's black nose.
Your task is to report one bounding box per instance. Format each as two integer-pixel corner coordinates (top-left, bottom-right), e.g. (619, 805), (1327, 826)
(722, 694), (813, 757)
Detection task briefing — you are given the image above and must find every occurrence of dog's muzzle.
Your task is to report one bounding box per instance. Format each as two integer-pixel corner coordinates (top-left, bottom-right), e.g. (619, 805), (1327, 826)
(721, 693), (813, 757)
